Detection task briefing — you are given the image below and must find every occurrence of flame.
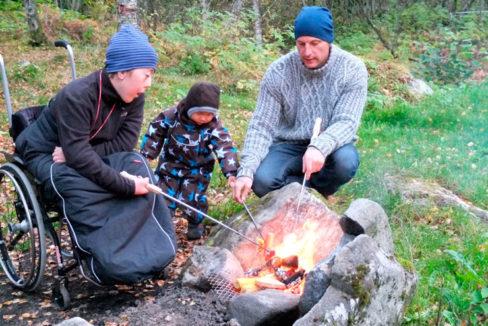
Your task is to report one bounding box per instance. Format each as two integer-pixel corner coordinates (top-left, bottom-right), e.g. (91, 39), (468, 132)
(233, 204), (344, 294)
(273, 219), (320, 272)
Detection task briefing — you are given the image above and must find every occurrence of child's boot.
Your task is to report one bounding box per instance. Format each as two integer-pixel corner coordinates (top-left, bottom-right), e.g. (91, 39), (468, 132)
(187, 222), (204, 240)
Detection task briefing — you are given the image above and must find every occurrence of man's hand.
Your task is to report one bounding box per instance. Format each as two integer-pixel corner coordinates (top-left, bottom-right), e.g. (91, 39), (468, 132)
(227, 175), (237, 188)
(302, 147), (325, 180)
(232, 176), (252, 203)
(120, 171), (149, 195)
(52, 146), (66, 163)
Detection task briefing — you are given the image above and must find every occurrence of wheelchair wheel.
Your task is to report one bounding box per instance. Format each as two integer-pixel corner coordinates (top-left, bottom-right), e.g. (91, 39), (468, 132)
(0, 163), (46, 291)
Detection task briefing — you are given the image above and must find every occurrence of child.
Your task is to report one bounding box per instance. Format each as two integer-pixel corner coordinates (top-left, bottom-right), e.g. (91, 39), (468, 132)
(141, 82), (239, 240)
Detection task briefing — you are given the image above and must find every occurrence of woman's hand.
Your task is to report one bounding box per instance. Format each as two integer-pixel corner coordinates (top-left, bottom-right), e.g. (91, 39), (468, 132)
(133, 177), (150, 195)
(52, 146), (66, 163)
(120, 171), (149, 195)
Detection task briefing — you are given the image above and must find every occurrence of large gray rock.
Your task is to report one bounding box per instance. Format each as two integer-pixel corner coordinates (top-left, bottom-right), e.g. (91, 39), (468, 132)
(407, 78), (433, 98)
(341, 199), (394, 256)
(181, 245), (244, 291)
(299, 233), (355, 315)
(294, 235), (417, 325)
(228, 290), (300, 326)
(55, 317), (93, 326)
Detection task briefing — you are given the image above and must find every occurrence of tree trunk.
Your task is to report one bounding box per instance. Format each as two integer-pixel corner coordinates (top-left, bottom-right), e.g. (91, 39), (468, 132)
(23, 0), (47, 46)
(117, 0), (139, 27)
(252, 0), (263, 47)
(201, 0), (210, 19)
(231, 0), (244, 17)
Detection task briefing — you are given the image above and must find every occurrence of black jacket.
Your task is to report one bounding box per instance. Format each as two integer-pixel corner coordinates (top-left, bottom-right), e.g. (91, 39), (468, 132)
(15, 70), (144, 196)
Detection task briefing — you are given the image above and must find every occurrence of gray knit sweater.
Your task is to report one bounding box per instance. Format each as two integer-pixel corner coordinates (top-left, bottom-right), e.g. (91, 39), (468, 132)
(237, 44), (368, 179)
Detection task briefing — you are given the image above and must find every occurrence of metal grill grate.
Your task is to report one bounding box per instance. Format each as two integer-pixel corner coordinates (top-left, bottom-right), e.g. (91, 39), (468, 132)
(207, 272), (239, 303)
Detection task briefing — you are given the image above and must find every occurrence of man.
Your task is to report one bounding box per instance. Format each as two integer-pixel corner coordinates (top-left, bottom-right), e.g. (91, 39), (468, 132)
(232, 6), (368, 203)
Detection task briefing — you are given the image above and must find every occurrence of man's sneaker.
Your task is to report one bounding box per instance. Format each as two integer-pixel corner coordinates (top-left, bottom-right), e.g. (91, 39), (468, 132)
(187, 223), (204, 240)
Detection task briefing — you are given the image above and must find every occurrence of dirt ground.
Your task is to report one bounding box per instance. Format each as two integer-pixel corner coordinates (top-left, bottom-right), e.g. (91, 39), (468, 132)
(0, 218), (231, 326)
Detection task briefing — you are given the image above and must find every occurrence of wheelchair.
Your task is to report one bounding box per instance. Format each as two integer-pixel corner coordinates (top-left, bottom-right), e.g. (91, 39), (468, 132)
(0, 42), (91, 309)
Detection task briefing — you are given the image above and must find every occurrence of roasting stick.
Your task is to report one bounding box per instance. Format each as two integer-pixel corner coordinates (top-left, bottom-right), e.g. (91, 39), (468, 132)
(293, 118), (322, 228)
(242, 202), (265, 242)
(146, 183), (262, 247)
(131, 176), (264, 248)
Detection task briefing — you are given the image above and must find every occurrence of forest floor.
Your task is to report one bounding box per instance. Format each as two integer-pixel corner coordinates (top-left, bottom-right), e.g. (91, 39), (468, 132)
(0, 218), (231, 326)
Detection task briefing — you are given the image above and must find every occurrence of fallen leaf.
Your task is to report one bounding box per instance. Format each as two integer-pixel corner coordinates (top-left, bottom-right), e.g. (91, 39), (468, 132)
(3, 315), (16, 321)
(40, 300), (52, 308)
(155, 279), (165, 287)
(21, 312), (38, 319)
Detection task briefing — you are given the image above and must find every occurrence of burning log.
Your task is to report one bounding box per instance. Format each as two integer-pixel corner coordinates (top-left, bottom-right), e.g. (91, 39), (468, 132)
(235, 277), (259, 293)
(281, 255), (298, 268)
(255, 275), (286, 290)
(274, 267), (297, 282)
(283, 268), (305, 286)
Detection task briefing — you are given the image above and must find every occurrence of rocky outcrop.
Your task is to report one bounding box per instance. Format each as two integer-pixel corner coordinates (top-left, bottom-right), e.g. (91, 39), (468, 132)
(385, 174), (488, 222)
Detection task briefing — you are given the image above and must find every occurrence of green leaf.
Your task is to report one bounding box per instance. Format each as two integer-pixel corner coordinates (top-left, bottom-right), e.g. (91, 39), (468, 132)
(480, 303), (488, 314)
(472, 289), (483, 303)
(481, 287), (488, 299)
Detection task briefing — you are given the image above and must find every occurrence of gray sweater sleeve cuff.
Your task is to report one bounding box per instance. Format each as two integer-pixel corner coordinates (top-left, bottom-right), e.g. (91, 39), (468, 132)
(237, 167), (254, 180)
(309, 136), (336, 159)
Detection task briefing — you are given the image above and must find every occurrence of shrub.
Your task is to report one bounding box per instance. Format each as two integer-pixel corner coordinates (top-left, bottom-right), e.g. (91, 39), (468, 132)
(155, 8), (280, 92)
(38, 3), (103, 44)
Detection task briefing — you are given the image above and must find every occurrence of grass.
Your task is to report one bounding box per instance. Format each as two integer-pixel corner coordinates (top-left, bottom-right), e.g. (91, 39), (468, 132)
(0, 9), (487, 324)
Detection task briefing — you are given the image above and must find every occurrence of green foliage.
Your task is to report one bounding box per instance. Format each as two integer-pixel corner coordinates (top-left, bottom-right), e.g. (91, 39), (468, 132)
(156, 8), (280, 92)
(418, 37), (481, 84)
(0, 0), (26, 40)
(440, 248), (488, 325)
(11, 62), (42, 83)
(413, 13), (487, 85)
(337, 31), (376, 55)
(398, 3), (450, 34)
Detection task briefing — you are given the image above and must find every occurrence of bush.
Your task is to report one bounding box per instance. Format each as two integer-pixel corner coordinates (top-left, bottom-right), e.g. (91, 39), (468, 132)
(38, 3), (103, 44)
(156, 8), (280, 92)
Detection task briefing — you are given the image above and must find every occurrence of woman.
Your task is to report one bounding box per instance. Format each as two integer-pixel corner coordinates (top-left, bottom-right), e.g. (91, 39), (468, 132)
(15, 25), (177, 285)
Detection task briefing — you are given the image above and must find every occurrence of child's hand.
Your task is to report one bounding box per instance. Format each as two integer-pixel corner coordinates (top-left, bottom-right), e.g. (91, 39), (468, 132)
(227, 176), (236, 188)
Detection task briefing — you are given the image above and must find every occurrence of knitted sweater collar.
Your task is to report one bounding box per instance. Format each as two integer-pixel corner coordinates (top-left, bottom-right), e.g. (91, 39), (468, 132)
(296, 44), (338, 77)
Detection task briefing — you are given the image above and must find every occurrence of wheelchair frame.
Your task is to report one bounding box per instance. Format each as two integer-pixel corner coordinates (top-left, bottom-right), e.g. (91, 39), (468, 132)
(0, 42), (95, 309)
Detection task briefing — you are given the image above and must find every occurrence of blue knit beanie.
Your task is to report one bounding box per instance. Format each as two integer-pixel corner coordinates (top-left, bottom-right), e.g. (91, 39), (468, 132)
(105, 24), (158, 73)
(294, 6), (334, 43)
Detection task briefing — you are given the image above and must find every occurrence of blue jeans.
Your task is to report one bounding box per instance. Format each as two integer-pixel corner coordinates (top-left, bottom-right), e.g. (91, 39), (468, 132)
(252, 143), (359, 198)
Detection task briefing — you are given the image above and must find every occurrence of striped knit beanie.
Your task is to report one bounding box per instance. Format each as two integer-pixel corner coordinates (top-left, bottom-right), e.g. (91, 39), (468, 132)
(105, 24), (158, 73)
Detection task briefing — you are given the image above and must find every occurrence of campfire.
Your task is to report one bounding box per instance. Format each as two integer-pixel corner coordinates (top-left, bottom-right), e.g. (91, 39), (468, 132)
(232, 207), (343, 295)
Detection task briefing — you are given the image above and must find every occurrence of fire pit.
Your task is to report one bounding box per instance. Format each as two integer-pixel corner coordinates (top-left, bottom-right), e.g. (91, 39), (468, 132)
(232, 204), (343, 295)
(181, 183), (417, 326)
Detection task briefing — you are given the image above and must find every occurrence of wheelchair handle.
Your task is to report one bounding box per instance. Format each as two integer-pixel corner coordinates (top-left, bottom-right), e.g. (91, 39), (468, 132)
(54, 40), (76, 81)
(0, 54), (14, 127)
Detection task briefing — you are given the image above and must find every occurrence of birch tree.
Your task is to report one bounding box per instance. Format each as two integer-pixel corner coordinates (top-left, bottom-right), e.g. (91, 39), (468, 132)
(117, 0), (139, 27)
(252, 0), (263, 46)
(23, 0), (47, 46)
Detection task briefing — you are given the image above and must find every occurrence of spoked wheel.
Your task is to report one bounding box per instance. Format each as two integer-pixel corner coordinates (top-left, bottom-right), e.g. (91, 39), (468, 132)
(0, 163), (46, 291)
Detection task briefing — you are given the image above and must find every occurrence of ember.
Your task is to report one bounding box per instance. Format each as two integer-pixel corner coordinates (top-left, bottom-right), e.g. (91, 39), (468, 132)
(232, 209), (344, 295)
